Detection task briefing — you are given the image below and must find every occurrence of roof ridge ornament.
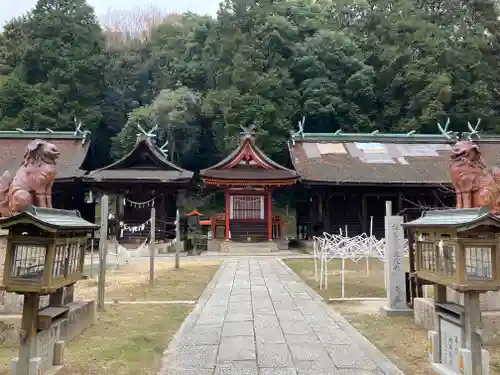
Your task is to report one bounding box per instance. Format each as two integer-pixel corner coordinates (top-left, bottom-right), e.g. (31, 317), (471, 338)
(240, 124), (257, 139)
(467, 118), (481, 140)
(159, 140), (169, 158)
(73, 117), (91, 145)
(136, 123), (158, 143)
(437, 117), (453, 139)
(290, 116), (306, 146)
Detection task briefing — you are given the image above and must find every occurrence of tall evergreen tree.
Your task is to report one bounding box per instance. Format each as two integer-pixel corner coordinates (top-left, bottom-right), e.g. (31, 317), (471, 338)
(0, 0), (105, 131)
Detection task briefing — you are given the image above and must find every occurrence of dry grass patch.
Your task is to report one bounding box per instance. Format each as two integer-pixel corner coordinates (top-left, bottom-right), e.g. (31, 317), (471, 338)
(0, 261), (221, 375)
(0, 345), (16, 375)
(285, 258), (388, 298)
(58, 304), (190, 375)
(76, 260), (221, 301)
(333, 301), (500, 375)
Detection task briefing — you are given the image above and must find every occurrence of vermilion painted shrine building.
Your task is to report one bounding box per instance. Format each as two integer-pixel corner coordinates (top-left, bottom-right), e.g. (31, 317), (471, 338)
(200, 130), (298, 241)
(8, 122), (500, 244)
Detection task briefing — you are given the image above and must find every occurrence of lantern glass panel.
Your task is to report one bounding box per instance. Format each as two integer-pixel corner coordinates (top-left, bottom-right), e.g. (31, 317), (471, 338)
(67, 242), (81, 274)
(52, 241), (84, 279)
(417, 240), (456, 278)
(442, 244), (456, 277)
(52, 243), (66, 279)
(419, 242), (436, 272)
(465, 246), (493, 280)
(11, 244), (46, 280)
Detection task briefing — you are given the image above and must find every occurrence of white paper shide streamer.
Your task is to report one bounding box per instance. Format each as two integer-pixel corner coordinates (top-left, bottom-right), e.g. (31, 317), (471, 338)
(119, 218), (151, 237)
(124, 196), (156, 208)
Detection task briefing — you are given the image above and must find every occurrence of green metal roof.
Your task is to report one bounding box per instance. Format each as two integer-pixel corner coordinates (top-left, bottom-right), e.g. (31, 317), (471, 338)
(0, 206), (99, 232)
(290, 131), (456, 143)
(404, 207), (500, 230)
(290, 131), (500, 144)
(0, 129), (87, 140)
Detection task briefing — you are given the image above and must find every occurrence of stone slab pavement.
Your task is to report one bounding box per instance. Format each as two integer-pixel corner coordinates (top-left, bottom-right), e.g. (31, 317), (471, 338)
(159, 258), (405, 375)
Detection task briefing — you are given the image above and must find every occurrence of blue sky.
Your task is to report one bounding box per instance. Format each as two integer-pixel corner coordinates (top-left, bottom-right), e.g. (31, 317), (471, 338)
(1, 0), (219, 26)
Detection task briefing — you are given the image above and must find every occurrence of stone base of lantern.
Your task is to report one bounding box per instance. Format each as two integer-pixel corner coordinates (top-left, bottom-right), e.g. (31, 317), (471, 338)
(414, 297), (500, 345)
(428, 330), (490, 375)
(379, 305), (413, 317)
(10, 299), (96, 375)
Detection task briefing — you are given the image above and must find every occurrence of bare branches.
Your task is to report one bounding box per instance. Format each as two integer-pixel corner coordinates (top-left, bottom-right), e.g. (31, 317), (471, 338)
(433, 190), (451, 209)
(100, 6), (182, 44)
(437, 183), (455, 195)
(402, 196), (450, 210)
(402, 197), (435, 210)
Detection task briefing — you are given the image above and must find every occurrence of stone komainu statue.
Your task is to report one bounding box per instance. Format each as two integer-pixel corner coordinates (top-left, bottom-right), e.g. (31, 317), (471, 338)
(449, 139), (500, 213)
(0, 139), (60, 216)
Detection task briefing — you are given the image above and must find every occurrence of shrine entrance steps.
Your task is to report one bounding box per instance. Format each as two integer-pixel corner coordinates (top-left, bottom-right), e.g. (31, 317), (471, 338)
(220, 241), (280, 254)
(229, 221), (268, 241)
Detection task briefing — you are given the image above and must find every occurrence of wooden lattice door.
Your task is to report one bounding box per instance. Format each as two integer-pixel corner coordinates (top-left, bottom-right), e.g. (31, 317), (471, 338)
(230, 195), (264, 219)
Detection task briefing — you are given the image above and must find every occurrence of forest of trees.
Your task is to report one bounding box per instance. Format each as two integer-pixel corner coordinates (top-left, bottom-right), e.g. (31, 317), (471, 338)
(0, 0), (499, 171)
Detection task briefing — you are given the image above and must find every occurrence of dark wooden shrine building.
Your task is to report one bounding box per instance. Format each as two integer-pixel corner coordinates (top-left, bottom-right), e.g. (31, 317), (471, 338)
(288, 130), (500, 239)
(0, 129), (94, 220)
(84, 135), (193, 242)
(200, 129), (298, 241)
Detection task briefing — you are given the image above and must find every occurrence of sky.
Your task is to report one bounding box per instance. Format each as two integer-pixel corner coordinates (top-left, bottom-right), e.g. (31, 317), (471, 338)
(0, 0), (220, 26)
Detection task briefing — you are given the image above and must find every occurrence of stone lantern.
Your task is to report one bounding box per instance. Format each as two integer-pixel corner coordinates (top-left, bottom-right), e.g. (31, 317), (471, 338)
(404, 207), (500, 375)
(404, 207), (500, 293)
(1, 206), (98, 294)
(0, 206), (98, 375)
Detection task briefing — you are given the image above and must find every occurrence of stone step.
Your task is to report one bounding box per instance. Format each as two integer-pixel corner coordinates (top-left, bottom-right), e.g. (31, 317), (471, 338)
(220, 241), (279, 254)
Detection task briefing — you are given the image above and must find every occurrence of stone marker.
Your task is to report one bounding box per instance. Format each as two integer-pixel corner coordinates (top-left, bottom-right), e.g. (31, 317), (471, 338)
(381, 212), (412, 316)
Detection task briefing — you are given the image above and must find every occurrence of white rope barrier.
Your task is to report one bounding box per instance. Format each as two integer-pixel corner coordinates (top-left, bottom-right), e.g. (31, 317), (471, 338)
(313, 219), (409, 298)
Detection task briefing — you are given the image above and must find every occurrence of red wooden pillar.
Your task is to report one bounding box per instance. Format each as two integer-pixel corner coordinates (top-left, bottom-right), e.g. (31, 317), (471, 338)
(267, 190), (272, 241)
(225, 189), (230, 240)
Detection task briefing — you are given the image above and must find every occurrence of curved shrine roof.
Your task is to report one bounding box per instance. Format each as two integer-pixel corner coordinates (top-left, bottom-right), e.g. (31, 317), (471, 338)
(0, 130), (89, 181)
(200, 136), (298, 185)
(85, 136), (193, 184)
(288, 132), (500, 185)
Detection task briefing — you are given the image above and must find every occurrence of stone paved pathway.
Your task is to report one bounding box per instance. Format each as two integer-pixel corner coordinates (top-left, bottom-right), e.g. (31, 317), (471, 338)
(160, 259), (404, 375)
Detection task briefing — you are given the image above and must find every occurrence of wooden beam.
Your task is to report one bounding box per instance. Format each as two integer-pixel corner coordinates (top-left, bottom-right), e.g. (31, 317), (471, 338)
(464, 292), (483, 375)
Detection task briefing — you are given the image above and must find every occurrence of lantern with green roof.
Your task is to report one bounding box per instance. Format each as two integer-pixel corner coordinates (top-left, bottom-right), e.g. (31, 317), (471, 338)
(404, 207), (500, 292)
(0, 206), (99, 294)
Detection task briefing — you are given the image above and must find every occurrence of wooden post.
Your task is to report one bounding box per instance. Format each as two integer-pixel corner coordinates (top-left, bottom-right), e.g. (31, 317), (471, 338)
(98, 194), (109, 311)
(115, 194), (121, 240)
(89, 235), (94, 278)
(464, 291), (483, 375)
(64, 284), (74, 304)
(49, 287), (64, 306)
(175, 209), (180, 269)
(267, 190), (272, 241)
(160, 193), (166, 242)
(149, 206), (156, 287)
(17, 293), (40, 375)
(225, 190), (230, 241)
(433, 284), (447, 331)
